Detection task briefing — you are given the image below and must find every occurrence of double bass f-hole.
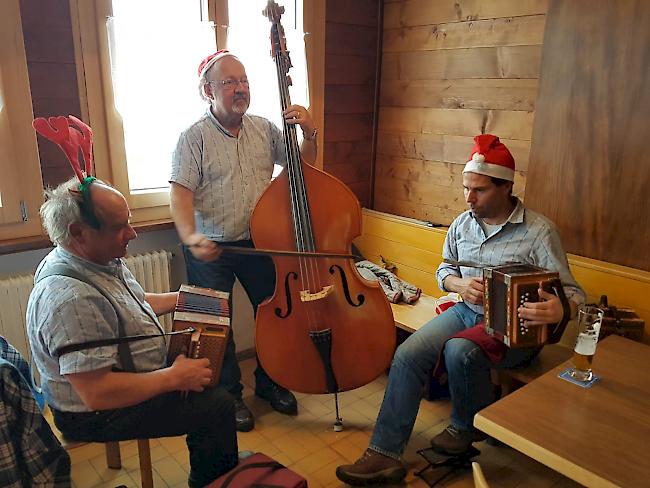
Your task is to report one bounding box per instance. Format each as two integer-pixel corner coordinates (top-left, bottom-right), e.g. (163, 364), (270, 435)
(275, 271), (298, 318)
(329, 265), (365, 307)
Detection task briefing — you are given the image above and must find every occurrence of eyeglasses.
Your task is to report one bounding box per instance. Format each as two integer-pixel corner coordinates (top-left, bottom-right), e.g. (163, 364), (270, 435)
(210, 78), (249, 90)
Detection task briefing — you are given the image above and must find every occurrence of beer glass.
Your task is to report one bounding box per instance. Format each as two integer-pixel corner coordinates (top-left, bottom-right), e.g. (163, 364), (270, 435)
(569, 306), (604, 382)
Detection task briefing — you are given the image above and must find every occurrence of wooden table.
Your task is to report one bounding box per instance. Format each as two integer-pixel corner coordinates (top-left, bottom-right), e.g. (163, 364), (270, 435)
(474, 335), (650, 487)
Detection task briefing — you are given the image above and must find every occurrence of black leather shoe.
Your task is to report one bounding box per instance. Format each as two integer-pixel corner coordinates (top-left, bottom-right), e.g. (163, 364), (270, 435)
(234, 398), (254, 432)
(255, 383), (298, 415)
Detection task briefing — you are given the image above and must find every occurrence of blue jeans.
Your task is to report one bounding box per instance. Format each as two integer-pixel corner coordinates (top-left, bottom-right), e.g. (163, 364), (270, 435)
(183, 240), (277, 398)
(370, 303), (538, 459)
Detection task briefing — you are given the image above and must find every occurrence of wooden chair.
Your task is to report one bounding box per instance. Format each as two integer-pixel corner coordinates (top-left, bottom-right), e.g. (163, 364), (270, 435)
(472, 462), (490, 488)
(45, 406), (154, 488)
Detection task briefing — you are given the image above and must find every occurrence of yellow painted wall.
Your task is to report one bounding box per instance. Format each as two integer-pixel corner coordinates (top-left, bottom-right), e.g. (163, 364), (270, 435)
(354, 209), (650, 344)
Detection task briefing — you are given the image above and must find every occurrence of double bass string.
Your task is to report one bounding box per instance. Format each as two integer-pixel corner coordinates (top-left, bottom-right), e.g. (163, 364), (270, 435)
(273, 28), (326, 336)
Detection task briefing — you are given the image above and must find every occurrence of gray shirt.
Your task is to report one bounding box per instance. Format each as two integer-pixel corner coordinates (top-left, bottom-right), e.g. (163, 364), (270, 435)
(27, 247), (167, 412)
(436, 198), (585, 315)
(170, 110), (287, 241)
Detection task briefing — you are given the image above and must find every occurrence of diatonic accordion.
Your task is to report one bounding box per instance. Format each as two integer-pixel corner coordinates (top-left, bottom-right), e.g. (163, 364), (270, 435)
(167, 284), (230, 386)
(483, 264), (561, 348)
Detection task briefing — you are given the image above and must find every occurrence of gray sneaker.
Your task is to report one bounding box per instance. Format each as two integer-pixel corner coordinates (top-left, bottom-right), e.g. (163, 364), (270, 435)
(430, 425), (487, 455)
(336, 449), (406, 486)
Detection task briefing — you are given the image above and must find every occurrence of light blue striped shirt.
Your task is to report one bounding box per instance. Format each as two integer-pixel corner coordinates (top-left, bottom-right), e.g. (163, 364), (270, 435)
(27, 247), (167, 412)
(436, 198), (585, 315)
(170, 110), (287, 241)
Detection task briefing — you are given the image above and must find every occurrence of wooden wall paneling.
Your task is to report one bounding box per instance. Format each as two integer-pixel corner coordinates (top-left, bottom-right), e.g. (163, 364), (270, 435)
(326, 22), (378, 55)
(324, 0), (381, 207)
(326, 0), (380, 26)
(324, 114), (374, 143)
(323, 141), (372, 163)
(383, 0), (548, 29)
(525, 0), (650, 271)
(380, 79), (538, 111)
(376, 132), (531, 171)
(383, 15), (545, 52)
(375, 0), (547, 225)
(20, 0), (81, 188)
(378, 107), (534, 141)
(381, 46), (542, 80)
(325, 85), (375, 114)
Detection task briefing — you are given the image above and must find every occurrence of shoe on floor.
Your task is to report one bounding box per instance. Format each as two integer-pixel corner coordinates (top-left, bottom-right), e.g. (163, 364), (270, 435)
(336, 449), (406, 486)
(234, 398), (254, 432)
(255, 383), (298, 415)
(430, 424), (487, 455)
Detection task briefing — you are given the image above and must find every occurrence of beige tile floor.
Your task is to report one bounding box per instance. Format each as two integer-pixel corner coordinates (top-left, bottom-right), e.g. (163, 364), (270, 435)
(67, 358), (583, 487)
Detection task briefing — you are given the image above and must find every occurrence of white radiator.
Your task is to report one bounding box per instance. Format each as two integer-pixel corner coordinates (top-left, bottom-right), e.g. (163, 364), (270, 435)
(123, 250), (174, 332)
(0, 249), (174, 364)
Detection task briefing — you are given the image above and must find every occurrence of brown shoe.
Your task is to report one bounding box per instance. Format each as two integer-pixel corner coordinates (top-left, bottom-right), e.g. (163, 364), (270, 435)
(430, 425), (487, 456)
(336, 449), (406, 486)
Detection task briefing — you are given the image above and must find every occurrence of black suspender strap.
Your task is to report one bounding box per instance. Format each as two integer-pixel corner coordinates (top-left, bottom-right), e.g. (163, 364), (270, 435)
(37, 265), (140, 371)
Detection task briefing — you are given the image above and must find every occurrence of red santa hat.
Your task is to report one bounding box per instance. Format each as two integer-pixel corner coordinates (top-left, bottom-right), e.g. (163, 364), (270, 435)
(463, 134), (515, 181)
(197, 50), (237, 78)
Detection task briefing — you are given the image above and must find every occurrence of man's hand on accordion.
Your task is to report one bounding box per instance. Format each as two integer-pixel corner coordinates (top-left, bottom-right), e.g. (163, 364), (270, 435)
(186, 233), (222, 262)
(168, 354), (213, 393)
(517, 287), (564, 327)
(444, 276), (485, 305)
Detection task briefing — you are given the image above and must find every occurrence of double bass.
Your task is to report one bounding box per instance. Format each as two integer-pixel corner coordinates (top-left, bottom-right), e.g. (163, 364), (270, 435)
(250, 1), (396, 395)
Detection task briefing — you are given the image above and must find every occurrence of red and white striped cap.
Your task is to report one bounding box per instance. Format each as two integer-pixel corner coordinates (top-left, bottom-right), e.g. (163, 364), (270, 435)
(197, 50), (237, 78)
(463, 134), (515, 181)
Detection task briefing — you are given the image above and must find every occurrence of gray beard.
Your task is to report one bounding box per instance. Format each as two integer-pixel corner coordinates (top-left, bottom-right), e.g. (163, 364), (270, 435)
(233, 99), (249, 114)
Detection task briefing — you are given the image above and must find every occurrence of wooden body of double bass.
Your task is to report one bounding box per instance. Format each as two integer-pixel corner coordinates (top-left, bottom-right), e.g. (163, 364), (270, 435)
(250, 164), (396, 394)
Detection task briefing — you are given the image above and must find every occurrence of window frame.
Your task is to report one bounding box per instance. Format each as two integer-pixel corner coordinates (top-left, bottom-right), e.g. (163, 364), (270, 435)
(0, 0), (45, 241)
(70, 0), (324, 225)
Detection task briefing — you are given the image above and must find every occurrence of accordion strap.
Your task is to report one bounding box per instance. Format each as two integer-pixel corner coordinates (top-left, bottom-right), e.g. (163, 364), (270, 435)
(51, 328), (194, 358)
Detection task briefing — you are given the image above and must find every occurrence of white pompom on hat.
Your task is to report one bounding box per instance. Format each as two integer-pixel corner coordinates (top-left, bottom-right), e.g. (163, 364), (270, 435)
(463, 134), (515, 181)
(197, 49), (238, 78)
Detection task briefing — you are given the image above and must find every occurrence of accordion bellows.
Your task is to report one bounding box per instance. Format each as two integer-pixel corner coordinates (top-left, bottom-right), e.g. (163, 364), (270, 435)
(167, 284), (230, 386)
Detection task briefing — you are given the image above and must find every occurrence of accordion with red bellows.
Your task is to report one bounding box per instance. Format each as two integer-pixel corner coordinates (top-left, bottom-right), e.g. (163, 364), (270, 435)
(167, 284), (230, 386)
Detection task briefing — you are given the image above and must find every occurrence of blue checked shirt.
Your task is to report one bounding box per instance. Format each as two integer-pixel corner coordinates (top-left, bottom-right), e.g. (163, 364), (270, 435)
(436, 198), (585, 315)
(27, 247), (167, 412)
(170, 110), (287, 242)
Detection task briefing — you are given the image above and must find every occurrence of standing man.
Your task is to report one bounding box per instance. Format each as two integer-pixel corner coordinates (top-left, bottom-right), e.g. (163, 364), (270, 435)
(336, 134), (586, 485)
(28, 178), (238, 488)
(170, 50), (318, 431)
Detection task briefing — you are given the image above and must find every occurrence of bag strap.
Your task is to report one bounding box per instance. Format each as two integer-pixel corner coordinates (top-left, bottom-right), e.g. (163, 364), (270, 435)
(220, 461), (285, 488)
(37, 264), (137, 372)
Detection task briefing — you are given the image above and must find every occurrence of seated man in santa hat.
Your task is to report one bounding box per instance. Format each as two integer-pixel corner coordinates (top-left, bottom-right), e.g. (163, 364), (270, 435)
(336, 134), (585, 485)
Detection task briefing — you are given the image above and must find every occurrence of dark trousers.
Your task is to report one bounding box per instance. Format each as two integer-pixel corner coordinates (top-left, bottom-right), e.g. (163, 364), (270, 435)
(53, 387), (237, 488)
(183, 239), (276, 398)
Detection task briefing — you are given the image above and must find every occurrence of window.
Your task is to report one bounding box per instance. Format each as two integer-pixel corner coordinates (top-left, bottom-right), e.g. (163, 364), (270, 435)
(72, 0), (324, 224)
(0, 0), (45, 241)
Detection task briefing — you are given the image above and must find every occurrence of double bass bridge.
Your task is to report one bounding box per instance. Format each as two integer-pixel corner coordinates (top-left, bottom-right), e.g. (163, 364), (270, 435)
(299, 285), (333, 302)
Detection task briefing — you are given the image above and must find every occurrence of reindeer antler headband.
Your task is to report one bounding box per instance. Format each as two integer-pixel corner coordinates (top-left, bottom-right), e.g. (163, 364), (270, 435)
(32, 115), (101, 229)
